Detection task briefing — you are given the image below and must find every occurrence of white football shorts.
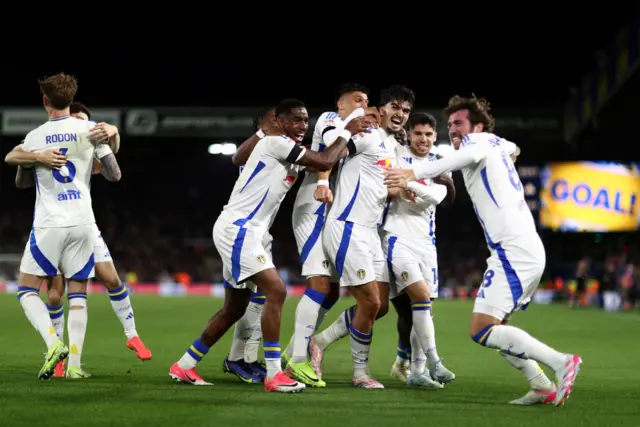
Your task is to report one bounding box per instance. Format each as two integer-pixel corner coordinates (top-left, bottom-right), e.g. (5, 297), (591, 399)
(473, 233), (546, 321)
(20, 224), (97, 280)
(214, 217), (273, 292)
(292, 212), (337, 279)
(93, 224), (113, 264)
(381, 233), (439, 299)
(323, 218), (385, 287)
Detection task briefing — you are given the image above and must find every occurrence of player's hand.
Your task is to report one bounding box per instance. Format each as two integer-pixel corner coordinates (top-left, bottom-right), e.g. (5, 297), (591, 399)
(36, 149), (67, 170)
(432, 174), (453, 187)
(90, 123), (118, 143)
(345, 116), (375, 136)
(383, 167), (416, 188)
(402, 189), (417, 204)
(314, 185), (333, 203)
(363, 107), (381, 125)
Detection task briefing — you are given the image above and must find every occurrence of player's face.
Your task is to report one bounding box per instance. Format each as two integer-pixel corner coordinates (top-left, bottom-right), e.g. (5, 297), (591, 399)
(338, 91), (369, 118)
(278, 107), (309, 143)
(448, 109), (483, 149)
(380, 100), (411, 134)
(409, 124), (436, 156)
(72, 112), (89, 121)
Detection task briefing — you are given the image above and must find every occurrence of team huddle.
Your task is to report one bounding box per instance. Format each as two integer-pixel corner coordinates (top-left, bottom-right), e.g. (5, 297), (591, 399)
(6, 75), (582, 407)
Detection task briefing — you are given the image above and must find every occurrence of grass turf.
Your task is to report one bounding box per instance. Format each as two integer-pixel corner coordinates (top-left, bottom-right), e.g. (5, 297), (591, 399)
(0, 294), (639, 427)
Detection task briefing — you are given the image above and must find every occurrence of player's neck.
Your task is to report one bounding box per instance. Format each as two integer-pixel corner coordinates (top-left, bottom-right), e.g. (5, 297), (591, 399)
(48, 108), (70, 120)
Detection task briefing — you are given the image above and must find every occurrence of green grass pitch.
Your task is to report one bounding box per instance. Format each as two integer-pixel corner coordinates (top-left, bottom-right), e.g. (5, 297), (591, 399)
(0, 294), (639, 427)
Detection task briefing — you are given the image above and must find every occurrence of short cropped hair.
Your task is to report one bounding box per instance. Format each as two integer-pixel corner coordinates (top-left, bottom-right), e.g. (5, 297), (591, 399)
(70, 101), (92, 119)
(408, 112), (437, 130)
(275, 98), (306, 118)
(38, 73), (78, 110)
(253, 107), (275, 130)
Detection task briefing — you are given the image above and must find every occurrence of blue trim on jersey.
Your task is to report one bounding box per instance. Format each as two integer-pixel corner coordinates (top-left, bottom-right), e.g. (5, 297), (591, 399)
(386, 235), (397, 283)
(29, 230), (57, 276)
(240, 161), (266, 193)
(300, 213), (325, 265)
(480, 167), (499, 207)
(335, 221), (354, 278)
(318, 143), (326, 152)
(71, 254), (95, 280)
(33, 170), (40, 194)
(49, 115), (70, 122)
(474, 208), (523, 308)
(231, 190), (270, 283)
(337, 176), (361, 221)
(379, 200), (391, 229)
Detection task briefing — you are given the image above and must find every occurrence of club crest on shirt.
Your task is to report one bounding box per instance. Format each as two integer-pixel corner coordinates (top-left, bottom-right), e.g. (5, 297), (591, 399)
(284, 175), (297, 185)
(356, 269), (366, 279)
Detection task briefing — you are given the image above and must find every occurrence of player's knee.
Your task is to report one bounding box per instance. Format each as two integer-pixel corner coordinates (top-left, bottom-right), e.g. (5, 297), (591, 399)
(359, 292), (381, 319)
(47, 291), (62, 307)
(376, 298), (389, 319)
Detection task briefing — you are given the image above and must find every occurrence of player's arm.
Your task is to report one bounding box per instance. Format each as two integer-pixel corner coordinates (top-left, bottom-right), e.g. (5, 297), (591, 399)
(232, 131), (264, 166)
(408, 182), (448, 208)
(92, 159), (102, 175)
(294, 117), (373, 171)
(95, 145), (121, 182)
(502, 139), (521, 162)
(432, 174), (456, 207)
(15, 166), (35, 189)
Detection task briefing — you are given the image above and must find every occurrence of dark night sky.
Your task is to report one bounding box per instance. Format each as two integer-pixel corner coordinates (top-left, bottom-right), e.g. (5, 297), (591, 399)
(1, 8), (633, 109)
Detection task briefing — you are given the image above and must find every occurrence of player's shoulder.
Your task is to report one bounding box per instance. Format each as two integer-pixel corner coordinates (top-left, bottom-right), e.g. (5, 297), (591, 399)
(461, 132), (501, 147)
(316, 111), (341, 129)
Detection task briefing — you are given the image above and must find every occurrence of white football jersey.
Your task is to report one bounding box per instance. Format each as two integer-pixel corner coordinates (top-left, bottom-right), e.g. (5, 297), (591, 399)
(293, 111), (343, 217)
(383, 145), (446, 244)
(328, 128), (397, 227)
(411, 132), (533, 244)
(219, 135), (305, 229)
(22, 116), (112, 228)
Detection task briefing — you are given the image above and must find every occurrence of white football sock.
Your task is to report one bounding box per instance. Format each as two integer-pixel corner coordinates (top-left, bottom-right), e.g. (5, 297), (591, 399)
(483, 324), (567, 371)
(426, 310), (441, 365)
(350, 327), (373, 378)
(411, 300), (439, 366)
(107, 283), (138, 339)
(67, 294), (88, 370)
(263, 340), (282, 379)
(290, 289), (324, 363)
(314, 308), (349, 351)
(178, 338), (209, 370)
(19, 290), (58, 350)
(410, 327), (426, 376)
(244, 301), (264, 363)
(499, 351), (554, 390)
(46, 303), (65, 341)
(229, 310), (253, 361)
(315, 298), (336, 330)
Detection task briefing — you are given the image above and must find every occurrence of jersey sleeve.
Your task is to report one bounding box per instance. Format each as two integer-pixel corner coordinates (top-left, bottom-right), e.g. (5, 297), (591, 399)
(501, 138), (517, 155)
(22, 133), (36, 152)
(412, 137), (489, 179)
(407, 181), (447, 207)
(268, 136), (307, 163)
(94, 144), (113, 159)
(347, 130), (377, 157)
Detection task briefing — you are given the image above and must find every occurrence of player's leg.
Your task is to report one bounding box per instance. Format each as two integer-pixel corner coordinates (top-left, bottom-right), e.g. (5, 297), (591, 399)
(390, 292), (412, 382)
(171, 286), (252, 385)
(17, 228), (69, 379)
(243, 291), (266, 377)
(223, 281), (264, 384)
(46, 276), (67, 377)
(249, 268), (305, 392)
(60, 224), (97, 379)
(94, 230), (151, 360)
(65, 279), (90, 378)
(470, 240), (581, 407)
(310, 281), (387, 378)
(421, 260), (455, 383)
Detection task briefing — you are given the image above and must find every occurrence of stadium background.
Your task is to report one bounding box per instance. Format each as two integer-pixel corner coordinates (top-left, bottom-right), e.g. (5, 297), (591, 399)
(1, 10), (640, 426)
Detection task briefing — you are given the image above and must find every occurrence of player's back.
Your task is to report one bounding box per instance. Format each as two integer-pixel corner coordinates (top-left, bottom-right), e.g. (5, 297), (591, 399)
(293, 112), (342, 216)
(461, 132), (536, 243)
(329, 128), (396, 227)
(219, 135), (302, 230)
(383, 144), (438, 242)
(23, 116), (103, 228)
